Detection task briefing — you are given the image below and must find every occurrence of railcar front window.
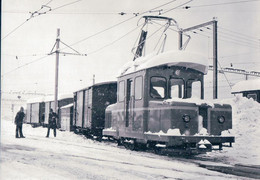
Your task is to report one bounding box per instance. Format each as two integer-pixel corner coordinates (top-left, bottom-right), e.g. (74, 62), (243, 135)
(150, 77), (166, 99)
(170, 78), (184, 99)
(187, 80), (201, 99)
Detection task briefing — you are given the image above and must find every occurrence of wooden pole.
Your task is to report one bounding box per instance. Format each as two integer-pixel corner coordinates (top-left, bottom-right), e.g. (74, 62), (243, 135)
(54, 28), (60, 114)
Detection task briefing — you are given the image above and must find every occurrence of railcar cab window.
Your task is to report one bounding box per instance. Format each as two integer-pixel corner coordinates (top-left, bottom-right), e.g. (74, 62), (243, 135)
(118, 81), (125, 102)
(150, 77), (166, 99)
(170, 78), (184, 99)
(187, 79), (202, 99)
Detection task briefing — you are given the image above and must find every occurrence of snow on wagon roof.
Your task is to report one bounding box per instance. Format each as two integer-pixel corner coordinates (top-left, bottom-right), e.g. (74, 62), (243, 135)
(44, 94), (73, 102)
(231, 79), (260, 93)
(118, 50), (208, 76)
(27, 96), (45, 104)
(60, 103), (74, 109)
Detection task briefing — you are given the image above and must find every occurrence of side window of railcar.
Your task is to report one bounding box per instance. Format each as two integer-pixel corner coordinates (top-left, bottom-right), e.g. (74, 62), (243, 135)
(187, 80), (201, 99)
(135, 76), (143, 100)
(170, 78), (184, 99)
(118, 81), (125, 102)
(150, 77), (166, 99)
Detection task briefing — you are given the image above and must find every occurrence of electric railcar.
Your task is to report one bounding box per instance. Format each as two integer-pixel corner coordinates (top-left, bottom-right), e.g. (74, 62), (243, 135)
(103, 50), (235, 153)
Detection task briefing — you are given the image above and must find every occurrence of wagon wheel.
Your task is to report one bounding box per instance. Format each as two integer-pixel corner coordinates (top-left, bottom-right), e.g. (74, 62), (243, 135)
(128, 142), (136, 151)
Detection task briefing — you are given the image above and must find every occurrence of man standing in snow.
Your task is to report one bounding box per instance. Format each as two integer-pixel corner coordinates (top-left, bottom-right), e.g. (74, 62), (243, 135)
(46, 108), (57, 138)
(15, 107), (25, 138)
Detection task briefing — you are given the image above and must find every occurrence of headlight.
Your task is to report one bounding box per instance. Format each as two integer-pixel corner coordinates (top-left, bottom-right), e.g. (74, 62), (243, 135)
(182, 115), (190, 122)
(218, 116), (225, 123)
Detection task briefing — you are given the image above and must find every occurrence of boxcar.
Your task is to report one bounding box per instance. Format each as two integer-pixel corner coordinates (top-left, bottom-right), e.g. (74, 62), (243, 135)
(43, 94), (73, 128)
(26, 97), (45, 127)
(73, 81), (117, 137)
(103, 50), (235, 152)
(60, 103), (74, 131)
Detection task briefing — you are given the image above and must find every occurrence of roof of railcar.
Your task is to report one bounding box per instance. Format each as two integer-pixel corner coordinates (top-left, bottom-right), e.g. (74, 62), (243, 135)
(74, 81), (117, 93)
(118, 50), (208, 77)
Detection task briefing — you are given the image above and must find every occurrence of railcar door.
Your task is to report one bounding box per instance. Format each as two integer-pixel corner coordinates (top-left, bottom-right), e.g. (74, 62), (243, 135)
(126, 78), (134, 127)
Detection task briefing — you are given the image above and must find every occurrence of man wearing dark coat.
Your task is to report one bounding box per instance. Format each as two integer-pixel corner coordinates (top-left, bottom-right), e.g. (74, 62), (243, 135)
(46, 108), (57, 138)
(15, 107), (25, 138)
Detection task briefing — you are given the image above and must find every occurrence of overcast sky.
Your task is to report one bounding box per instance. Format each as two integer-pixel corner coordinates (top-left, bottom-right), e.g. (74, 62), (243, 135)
(2, 0), (260, 99)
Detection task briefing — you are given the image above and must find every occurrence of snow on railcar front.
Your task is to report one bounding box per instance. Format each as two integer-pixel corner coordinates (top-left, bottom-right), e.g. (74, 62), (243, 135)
(103, 50), (234, 153)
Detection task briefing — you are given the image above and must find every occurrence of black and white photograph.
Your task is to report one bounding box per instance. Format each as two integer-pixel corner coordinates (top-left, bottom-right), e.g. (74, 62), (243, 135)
(1, 0), (260, 179)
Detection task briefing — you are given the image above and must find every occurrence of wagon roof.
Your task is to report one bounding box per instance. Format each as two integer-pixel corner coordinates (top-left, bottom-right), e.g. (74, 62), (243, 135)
(44, 94), (73, 102)
(231, 79), (260, 93)
(26, 96), (45, 104)
(118, 50), (208, 76)
(74, 81), (117, 93)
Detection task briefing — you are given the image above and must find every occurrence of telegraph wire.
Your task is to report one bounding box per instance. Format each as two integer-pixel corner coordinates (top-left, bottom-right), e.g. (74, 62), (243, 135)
(88, 23), (143, 55)
(1, 21), (28, 40)
(218, 30), (259, 45)
(202, 28), (260, 48)
(187, 28), (260, 49)
(1, 55), (50, 77)
(218, 61), (232, 89)
(203, 26), (259, 45)
(51, 0), (83, 11)
(64, 0), (179, 49)
(218, 33), (259, 47)
(1, 0), (82, 40)
(183, 0), (260, 9)
(161, 0), (193, 15)
(219, 26), (260, 42)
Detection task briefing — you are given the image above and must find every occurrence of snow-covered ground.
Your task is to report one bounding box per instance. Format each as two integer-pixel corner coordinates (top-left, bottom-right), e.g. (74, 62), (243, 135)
(1, 95), (259, 179)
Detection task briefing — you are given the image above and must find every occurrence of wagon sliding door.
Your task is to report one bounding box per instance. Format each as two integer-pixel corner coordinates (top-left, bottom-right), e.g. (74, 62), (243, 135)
(75, 91), (84, 128)
(83, 88), (92, 129)
(31, 103), (40, 124)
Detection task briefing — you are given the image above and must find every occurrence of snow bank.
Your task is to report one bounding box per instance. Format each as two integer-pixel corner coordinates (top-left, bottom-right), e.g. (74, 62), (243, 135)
(118, 50), (208, 76)
(205, 95), (260, 165)
(231, 79), (260, 93)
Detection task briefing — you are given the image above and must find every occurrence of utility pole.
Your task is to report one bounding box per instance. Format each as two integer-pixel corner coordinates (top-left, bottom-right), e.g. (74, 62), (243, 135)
(54, 28), (60, 114)
(212, 19), (218, 99)
(179, 18), (218, 99)
(49, 29), (87, 115)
